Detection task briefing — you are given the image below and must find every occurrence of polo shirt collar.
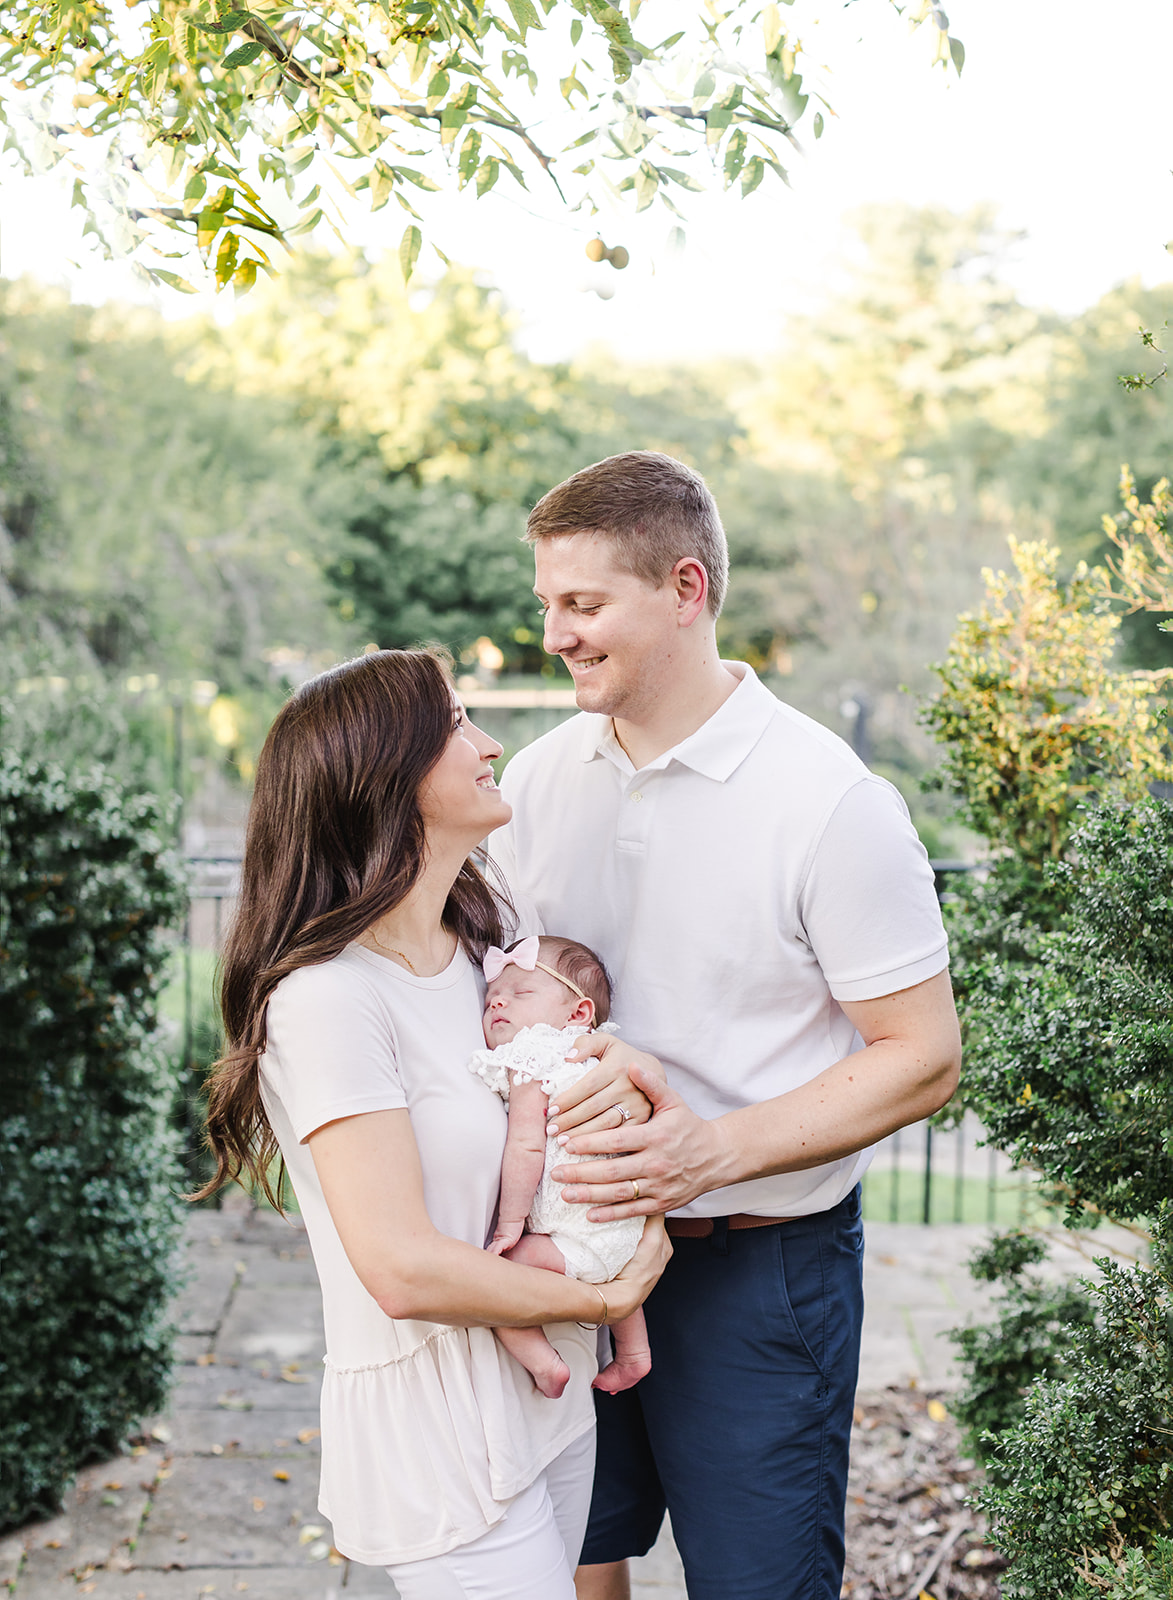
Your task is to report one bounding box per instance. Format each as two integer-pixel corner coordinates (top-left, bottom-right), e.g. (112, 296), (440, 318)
(577, 661), (777, 783)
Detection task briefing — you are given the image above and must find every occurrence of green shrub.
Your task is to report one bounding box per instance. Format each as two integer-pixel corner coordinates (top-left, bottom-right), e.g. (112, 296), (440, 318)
(948, 1231), (1095, 1462)
(976, 1208), (1173, 1599)
(0, 731), (187, 1531)
(948, 799), (1173, 1226)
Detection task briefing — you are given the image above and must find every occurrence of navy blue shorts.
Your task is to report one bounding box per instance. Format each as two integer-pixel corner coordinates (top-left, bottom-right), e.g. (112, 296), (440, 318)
(580, 1186), (864, 1600)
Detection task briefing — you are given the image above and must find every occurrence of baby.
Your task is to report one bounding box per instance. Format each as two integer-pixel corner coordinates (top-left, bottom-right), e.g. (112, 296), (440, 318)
(470, 934), (651, 1400)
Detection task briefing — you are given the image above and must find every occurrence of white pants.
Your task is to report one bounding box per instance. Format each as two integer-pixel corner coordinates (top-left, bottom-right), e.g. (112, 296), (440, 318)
(385, 1429), (596, 1600)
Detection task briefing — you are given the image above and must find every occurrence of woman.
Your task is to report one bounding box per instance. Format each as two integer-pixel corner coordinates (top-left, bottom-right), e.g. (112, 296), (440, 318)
(197, 648), (669, 1599)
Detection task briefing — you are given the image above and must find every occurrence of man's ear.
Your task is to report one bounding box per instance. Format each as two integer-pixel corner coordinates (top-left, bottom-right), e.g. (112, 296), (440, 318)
(672, 557), (709, 626)
(569, 997), (596, 1029)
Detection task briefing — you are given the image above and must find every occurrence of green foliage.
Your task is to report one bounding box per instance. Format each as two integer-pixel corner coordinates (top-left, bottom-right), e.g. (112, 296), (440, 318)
(1074, 1535), (1173, 1600)
(948, 1230), (1094, 1462)
(950, 800), (1173, 1226)
(975, 1208), (1173, 1599)
(0, 279), (353, 693)
(0, 704), (188, 1530)
(195, 252), (780, 670)
(0, 0), (960, 292)
(1008, 283), (1173, 570)
(920, 538), (1172, 868)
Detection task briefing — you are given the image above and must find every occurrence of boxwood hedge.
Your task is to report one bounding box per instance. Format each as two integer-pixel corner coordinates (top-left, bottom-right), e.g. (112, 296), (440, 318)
(0, 738), (187, 1530)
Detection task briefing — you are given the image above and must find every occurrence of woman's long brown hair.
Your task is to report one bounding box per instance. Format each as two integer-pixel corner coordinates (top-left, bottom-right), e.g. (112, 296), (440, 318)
(194, 648), (509, 1205)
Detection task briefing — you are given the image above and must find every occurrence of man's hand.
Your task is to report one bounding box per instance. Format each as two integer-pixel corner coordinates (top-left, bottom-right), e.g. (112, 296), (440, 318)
(551, 1067), (737, 1221)
(545, 1033), (663, 1139)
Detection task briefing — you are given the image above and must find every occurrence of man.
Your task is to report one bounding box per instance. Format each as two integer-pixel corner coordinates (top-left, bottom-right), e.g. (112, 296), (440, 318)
(492, 451), (961, 1600)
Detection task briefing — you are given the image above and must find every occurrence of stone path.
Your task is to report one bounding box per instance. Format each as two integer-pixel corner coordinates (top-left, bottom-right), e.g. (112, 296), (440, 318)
(3, 1201), (1133, 1600)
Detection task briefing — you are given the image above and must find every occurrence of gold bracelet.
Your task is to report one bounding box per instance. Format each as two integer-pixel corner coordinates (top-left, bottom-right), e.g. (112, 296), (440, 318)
(576, 1284), (609, 1331)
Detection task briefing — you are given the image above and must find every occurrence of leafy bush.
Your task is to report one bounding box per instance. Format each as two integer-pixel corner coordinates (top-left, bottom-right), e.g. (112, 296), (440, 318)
(976, 1209), (1173, 1599)
(0, 723), (187, 1530)
(952, 799), (1173, 1226)
(948, 1231), (1094, 1461)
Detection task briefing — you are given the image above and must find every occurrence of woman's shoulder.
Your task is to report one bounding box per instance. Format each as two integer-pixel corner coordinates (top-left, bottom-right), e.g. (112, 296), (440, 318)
(267, 948), (395, 1033)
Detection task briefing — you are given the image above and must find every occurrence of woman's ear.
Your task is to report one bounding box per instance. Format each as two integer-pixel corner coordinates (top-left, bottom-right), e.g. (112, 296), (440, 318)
(569, 997), (596, 1029)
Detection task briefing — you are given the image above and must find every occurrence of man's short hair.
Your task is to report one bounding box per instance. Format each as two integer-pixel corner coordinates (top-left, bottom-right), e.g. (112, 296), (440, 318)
(537, 936), (612, 1025)
(525, 451), (728, 617)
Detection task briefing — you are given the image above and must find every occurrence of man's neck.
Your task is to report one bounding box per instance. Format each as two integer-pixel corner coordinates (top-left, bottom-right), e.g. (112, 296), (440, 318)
(612, 656), (741, 770)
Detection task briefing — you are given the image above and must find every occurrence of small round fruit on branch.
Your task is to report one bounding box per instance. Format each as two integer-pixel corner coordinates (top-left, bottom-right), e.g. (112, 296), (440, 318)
(583, 238), (631, 270)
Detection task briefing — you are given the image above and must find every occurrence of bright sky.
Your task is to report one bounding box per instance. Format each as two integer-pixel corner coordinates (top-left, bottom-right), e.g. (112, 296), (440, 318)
(1, 0), (1170, 362)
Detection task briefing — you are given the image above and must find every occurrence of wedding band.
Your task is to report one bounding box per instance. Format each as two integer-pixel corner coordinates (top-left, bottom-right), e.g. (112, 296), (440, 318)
(611, 1104), (632, 1122)
(630, 1179), (641, 1201)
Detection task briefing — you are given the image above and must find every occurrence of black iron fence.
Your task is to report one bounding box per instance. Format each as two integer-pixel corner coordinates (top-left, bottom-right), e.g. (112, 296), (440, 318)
(173, 857), (1030, 1226)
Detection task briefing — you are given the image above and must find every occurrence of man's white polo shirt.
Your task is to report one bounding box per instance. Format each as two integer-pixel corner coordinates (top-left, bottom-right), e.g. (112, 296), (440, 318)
(493, 662), (949, 1220)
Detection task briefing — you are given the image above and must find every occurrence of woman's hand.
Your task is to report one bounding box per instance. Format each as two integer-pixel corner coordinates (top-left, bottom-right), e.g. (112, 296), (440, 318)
(602, 1216), (672, 1323)
(547, 1034), (665, 1139)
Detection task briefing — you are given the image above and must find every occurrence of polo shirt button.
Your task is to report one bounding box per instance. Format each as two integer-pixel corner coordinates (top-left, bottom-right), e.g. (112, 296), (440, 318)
(630, 790), (643, 803)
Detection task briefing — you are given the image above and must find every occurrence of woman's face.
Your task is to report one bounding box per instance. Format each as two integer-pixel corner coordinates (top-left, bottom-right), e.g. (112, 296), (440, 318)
(416, 701), (511, 845)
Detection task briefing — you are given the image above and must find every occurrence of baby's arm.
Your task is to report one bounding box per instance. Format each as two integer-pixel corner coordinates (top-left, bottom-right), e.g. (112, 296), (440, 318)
(489, 1076), (549, 1255)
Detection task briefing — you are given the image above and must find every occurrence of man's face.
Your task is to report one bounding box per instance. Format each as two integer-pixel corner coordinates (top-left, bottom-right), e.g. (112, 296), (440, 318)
(534, 534), (680, 721)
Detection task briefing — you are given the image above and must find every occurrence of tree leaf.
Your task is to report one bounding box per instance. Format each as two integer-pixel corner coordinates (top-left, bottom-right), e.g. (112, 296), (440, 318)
(221, 41), (264, 70)
(949, 36), (965, 74)
(634, 160), (658, 211)
(193, 11), (252, 33)
(762, 3), (783, 56)
(399, 223), (422, 282)
(506, 0), (543, 37)
(149, 268), (197, 293)
(740, 155), (764, 196)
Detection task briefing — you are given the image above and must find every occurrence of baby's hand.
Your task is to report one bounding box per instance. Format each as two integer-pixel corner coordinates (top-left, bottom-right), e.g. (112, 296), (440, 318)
(489, 1223), (524, 1256)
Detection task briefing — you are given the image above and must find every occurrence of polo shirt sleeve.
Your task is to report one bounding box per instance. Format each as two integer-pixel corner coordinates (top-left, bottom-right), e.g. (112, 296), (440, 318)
(264, 963), (406, 1143)
(798, 776), (949, 1004)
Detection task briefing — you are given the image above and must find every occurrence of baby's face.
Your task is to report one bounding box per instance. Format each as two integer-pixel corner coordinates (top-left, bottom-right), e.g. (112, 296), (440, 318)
(483, 966), (580, 1047)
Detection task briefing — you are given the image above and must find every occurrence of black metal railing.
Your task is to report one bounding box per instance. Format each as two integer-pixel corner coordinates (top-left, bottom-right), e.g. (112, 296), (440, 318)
(174, 857), (1028, 1226)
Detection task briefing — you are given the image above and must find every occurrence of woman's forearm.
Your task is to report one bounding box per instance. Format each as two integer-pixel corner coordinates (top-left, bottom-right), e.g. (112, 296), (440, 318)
(362, 1226), (604, 1328)
(309, 1108), (606, 1328)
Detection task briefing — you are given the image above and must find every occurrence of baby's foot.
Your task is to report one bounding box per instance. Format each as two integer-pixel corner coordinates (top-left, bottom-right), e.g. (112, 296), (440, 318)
(592, 1349), (651, 1394)
(529, 1349), (572, 1400)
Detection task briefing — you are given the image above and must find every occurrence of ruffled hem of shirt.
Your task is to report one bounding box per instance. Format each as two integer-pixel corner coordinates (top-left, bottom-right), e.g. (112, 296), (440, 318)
(316, 1322), (596, 1566)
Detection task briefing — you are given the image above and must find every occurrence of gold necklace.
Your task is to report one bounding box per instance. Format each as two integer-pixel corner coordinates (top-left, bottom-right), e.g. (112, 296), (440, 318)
(369, 933), (418, 972)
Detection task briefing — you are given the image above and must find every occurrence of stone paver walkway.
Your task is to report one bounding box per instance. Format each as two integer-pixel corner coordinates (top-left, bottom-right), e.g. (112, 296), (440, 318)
(3, 1201), (1135, 1600)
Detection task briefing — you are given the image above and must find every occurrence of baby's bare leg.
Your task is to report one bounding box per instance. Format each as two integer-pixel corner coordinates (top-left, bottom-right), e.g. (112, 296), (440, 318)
(591, 1306), (651, 1395)
(495, 1234), (573, 1400)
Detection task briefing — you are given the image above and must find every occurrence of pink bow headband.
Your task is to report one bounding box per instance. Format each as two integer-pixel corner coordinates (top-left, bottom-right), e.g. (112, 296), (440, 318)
(482, 936), (590, 1003)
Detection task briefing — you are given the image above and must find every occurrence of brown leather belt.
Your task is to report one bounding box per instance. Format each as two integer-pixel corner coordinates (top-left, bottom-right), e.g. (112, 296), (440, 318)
(666, 1213), (795, 1238)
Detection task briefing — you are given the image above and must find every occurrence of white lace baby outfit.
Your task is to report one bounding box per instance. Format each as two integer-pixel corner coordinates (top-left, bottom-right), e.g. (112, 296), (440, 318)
(468, 1022), (645, 1283)
(259, 946), (595, 1568)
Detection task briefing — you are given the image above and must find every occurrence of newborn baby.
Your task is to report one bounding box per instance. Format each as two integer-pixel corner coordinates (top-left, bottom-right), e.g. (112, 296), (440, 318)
(470, 934), (651, 1399)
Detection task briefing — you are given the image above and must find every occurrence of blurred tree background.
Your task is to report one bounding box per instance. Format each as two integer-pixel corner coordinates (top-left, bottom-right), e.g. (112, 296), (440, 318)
(3, 201), (1171, 846)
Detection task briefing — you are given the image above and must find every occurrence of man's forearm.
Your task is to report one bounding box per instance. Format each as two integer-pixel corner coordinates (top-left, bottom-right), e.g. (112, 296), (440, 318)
(553, 970), (962, 1220)
(709, 1033), (960, 1191)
